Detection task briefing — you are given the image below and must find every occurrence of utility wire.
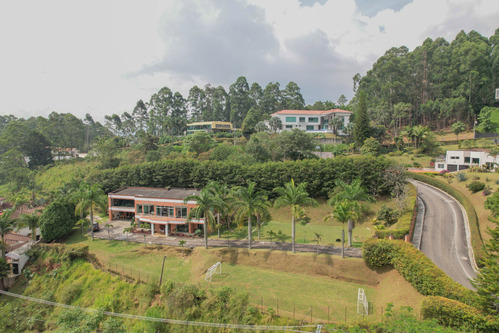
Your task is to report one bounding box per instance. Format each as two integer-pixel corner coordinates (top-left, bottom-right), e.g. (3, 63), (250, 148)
(0, 290), (317, 332)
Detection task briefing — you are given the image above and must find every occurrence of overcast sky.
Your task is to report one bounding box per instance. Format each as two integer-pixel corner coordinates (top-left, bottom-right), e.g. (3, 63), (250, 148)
(0, 0), (498, 122)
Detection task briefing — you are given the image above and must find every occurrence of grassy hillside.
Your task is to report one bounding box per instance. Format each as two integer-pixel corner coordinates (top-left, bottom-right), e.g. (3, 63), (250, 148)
(62, 232), (424, 323)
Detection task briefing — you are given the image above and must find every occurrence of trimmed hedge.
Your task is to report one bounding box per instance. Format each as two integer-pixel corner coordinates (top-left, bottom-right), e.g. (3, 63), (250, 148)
(374, 183), (417, 239)
(408, 172), (484, 262)
(363, 239), (478, 307)
(422, 296), (498, 332)
(88, 156), (394, 198)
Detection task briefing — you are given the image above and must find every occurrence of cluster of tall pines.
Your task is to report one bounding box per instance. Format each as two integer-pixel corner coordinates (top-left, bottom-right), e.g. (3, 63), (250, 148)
(355, 29), (499, 132)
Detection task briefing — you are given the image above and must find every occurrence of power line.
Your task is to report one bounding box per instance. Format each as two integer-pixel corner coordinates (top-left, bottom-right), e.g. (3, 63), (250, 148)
(0, 290), (317, 332)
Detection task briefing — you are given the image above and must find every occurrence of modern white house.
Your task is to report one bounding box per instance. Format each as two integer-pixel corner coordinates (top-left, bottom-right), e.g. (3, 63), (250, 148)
(269, 109), (352, 134)
(435, 149), (499, 172)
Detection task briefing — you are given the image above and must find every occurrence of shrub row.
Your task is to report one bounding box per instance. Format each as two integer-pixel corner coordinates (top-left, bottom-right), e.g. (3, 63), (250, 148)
(363, 239), (478, 307)
(407, 172), (484, 261)
(88, 156), (394, 198)
(422, 296), (498, 332)
(374, 183), (417, 239)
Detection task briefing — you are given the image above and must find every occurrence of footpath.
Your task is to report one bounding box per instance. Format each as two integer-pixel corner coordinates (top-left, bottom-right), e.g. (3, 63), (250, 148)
(94, 221), (363, 258)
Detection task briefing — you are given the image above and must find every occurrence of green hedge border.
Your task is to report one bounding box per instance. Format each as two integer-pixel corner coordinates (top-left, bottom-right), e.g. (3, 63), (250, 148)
(374, 183), (417, 240)
(363, 239), (478, 306)
(407, 172), (484, 262)
(422, 296), (498, 332)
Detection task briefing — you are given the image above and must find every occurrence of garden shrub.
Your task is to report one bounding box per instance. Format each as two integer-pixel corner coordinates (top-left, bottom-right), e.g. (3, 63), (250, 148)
(456, 172), (467, 182)
(362, 238), (397, 267)
(39, 199), (78, 242)
(374, 183), (417, 239)
(376, 205), (400, 226)
(467, 181), (486, 193)
(422, 296), (498, 332)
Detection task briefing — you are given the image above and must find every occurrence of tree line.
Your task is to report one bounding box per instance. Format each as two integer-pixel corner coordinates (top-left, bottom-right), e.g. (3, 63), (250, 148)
(354, 29), (499, 131)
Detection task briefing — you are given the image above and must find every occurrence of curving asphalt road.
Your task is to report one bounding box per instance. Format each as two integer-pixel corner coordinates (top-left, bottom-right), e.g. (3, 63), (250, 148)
(410, 180), (478, 290)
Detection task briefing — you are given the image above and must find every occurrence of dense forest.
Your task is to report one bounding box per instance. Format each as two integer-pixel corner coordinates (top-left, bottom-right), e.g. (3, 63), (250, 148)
(355, 29), (499, 132)
(0, 29), (498, 173)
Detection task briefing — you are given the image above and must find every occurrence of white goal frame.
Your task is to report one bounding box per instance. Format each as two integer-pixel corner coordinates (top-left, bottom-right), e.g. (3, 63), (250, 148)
(205, 262), (222, 282)
(357, 288), (368, 315)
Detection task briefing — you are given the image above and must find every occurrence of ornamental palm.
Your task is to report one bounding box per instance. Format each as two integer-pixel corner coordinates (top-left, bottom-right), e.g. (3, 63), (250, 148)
(19, 212), (40, 241)
(232, 182), (270, 249)
(206, 181), (232, 238)
(328, 178), (373, 246)
(74, 182), (108, 241)
(324, 200), (358, 258)
(184, 189), (216, 249)
(0, 209), (17, 258)
(274, 179), (318, 253)
(329, 116), (343, 136)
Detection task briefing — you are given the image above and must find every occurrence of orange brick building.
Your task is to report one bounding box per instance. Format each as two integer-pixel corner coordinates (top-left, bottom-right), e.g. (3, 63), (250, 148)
(108, 187), (203, 236)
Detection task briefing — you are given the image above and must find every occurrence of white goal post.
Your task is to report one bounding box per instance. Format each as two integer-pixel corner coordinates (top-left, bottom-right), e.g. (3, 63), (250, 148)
(205, 262), (222, 282)
(357, 288), (368, 315)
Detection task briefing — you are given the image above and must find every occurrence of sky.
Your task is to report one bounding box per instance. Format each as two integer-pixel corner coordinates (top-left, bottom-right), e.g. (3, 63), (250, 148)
(0, 0), (498, 122)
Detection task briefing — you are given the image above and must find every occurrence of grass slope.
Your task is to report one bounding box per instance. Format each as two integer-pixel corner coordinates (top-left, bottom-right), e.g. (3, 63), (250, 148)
(64, 232), (424, 323)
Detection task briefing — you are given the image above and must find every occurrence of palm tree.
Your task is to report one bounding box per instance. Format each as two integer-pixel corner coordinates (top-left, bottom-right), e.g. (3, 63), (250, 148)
(412, 125), (430, 149)
(232, 182), (270, 249)
(324, 200), (358, 258)
(184, 189), (216, 249)
(206, 181), (231, 239)
(0, 209), (17, 258)
(274, 179), (318, 253)
(123, 226), (133, 241)
(18, 212), (40, 241)
(0, 258), (10, 290)
(328, 179), (373, 246)
(179, 239), (186, 256)
(314, 232), (322, 253)
(329, 116), (343, 136)
(104, 223), (113, 240)
(74, 182), (108, 241)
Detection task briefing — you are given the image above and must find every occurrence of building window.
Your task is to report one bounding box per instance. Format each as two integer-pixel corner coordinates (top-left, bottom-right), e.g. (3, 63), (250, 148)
(308, 117), (319, 123)
(176, 224), (189, 233)
(136, 204), (143, 214)
(306, 125), (314, 130)
(299, 117), (305, 123)
(156, 206), (174, 217)
(285, 125), (292, 129)
(450, 156), (459, 160)
(175, 207), (188, 218)
(464, 157), (470, 163)
(143, 205), (154, 215)
(438, 164), (445, 168)
(472, 158), (480, 164)
(285, 117), (296, 122)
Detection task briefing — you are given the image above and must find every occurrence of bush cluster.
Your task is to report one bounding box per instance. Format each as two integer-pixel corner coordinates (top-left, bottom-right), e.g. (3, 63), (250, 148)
(422, 296), (498, 332)
(374, 183), (417, 239)
(89, 156), (394, 199)
(467, 181), (486, 193)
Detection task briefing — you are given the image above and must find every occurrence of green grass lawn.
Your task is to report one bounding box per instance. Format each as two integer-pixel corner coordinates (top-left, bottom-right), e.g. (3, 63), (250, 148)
(63, 231), (424, 323)
(490, 108), (499, 130)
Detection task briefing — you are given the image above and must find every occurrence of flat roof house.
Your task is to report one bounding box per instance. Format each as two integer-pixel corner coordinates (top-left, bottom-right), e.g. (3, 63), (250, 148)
(270, 109), (352, 134)
(108, 187), (203, 236)
(186, 121), (233, 135)
(435, 149), (499, 172)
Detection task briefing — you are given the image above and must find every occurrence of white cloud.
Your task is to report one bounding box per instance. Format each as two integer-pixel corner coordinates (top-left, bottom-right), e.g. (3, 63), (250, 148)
(0, 0), (497, 121)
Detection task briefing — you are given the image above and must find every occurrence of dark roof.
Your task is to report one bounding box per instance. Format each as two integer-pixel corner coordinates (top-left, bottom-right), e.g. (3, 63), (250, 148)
(109, 187), (201, 200)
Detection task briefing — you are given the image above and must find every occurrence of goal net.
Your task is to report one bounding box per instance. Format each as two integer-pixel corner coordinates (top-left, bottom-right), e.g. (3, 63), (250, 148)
(357, 288), (368, 315)
(205, 262), (222, 282)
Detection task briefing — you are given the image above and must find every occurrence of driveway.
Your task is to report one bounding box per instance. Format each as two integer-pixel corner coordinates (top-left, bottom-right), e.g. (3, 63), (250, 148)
(410, 180), (478, 290)
(94, 220), (363, 258)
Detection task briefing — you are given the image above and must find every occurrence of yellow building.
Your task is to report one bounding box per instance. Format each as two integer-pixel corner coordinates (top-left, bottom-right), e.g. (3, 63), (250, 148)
(186, 121), (233, 134)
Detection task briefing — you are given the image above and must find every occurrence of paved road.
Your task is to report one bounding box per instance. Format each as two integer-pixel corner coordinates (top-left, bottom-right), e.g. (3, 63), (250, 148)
(410, 180), (478, 290)
(94, 220), (363, 258)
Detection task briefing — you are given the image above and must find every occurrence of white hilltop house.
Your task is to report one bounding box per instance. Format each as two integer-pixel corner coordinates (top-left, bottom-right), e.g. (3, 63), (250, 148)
(435, 149), (499, 172)
(269, 109), (352, 134)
